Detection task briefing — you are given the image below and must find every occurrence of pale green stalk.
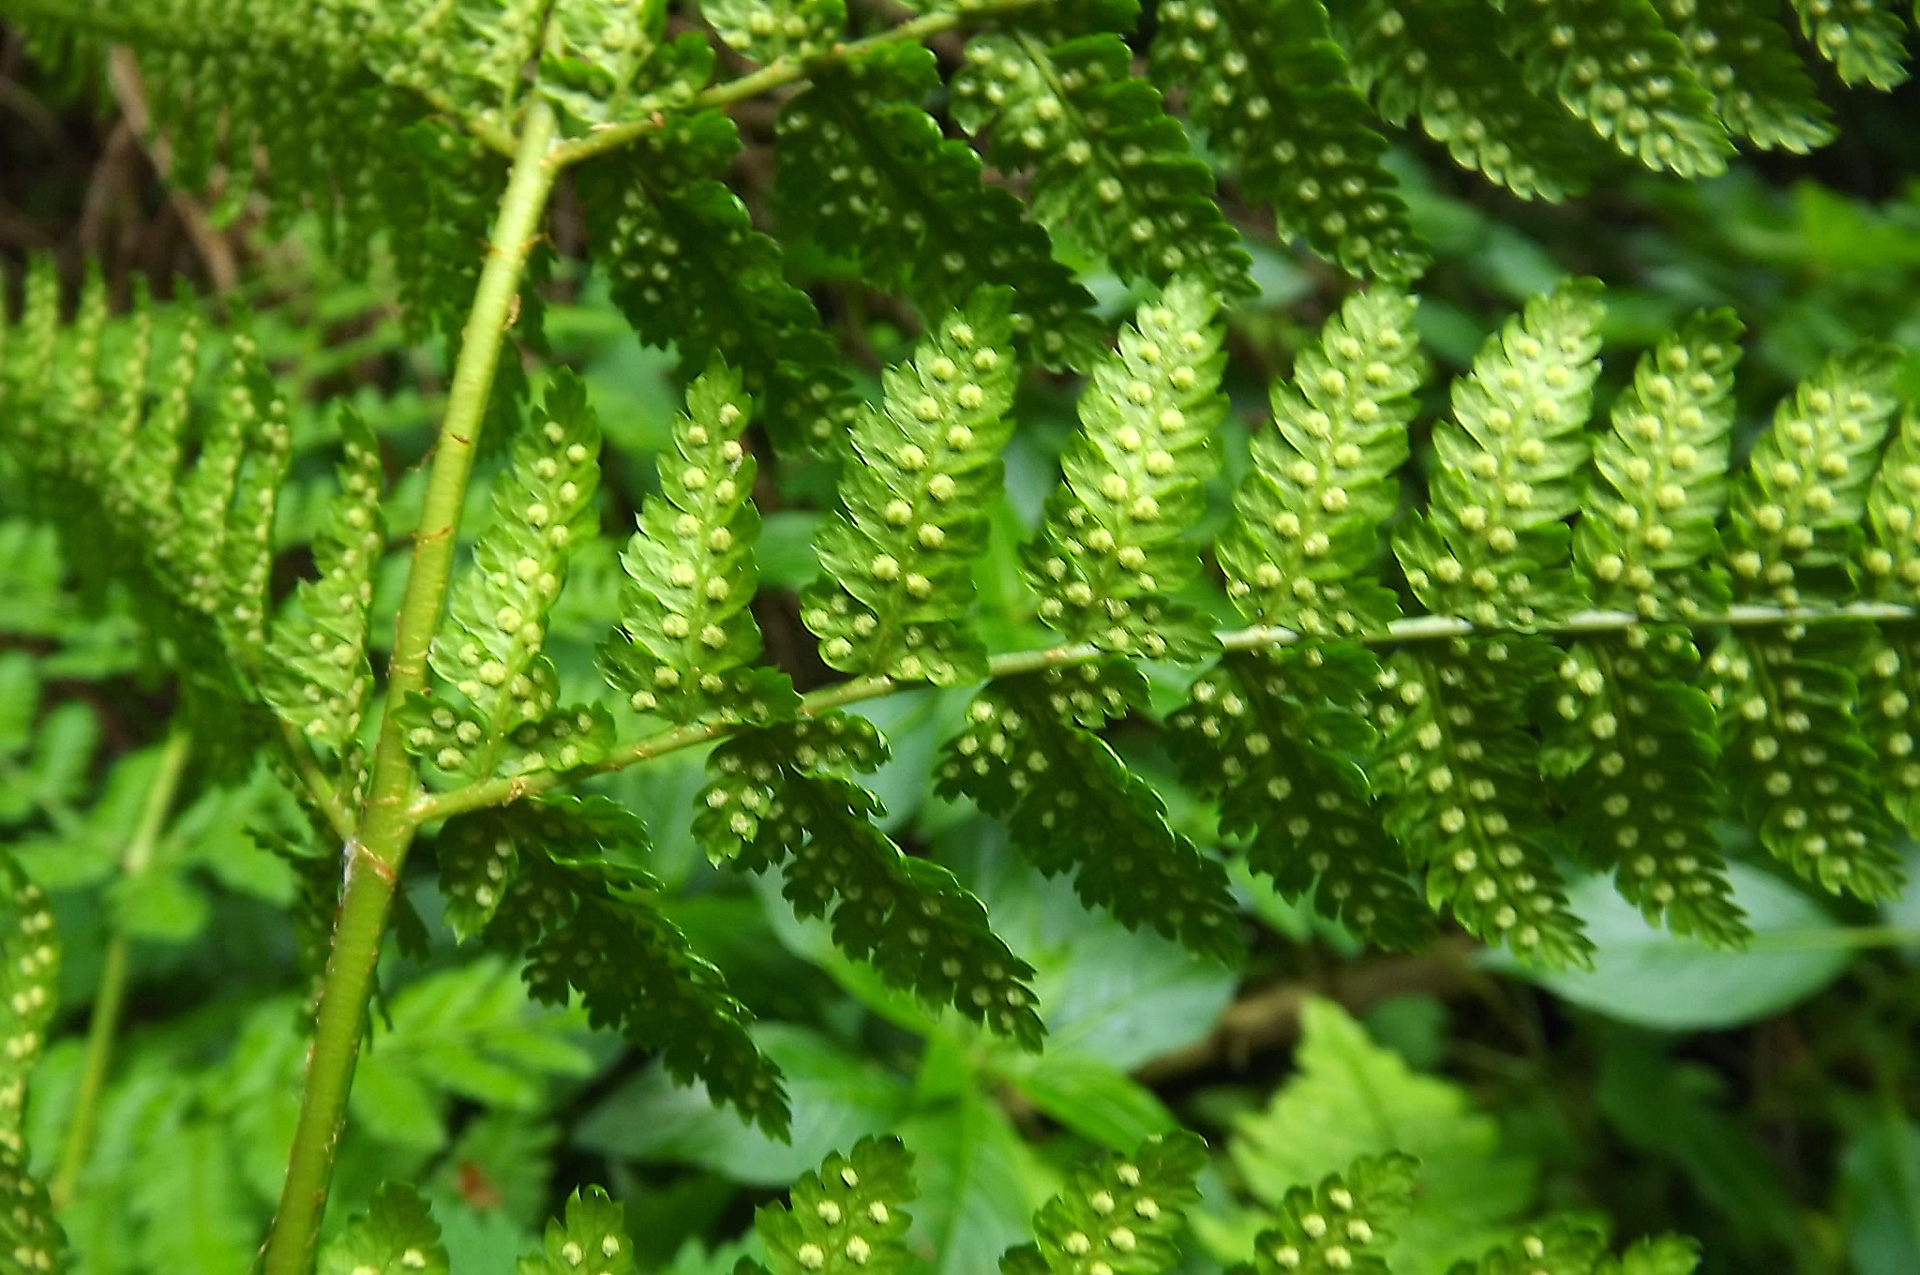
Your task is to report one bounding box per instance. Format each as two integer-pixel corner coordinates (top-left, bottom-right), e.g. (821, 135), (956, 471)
(49, 727), (191, 1211)
(408, 599), (1918, 825)
(261, 99), (561, 1275)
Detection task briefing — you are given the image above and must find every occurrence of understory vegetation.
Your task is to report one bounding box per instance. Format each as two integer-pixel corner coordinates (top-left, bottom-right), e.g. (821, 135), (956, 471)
(0, 0), (1918, 1271)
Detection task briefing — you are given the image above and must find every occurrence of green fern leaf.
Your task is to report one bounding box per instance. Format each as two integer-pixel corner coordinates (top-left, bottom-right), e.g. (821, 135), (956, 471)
(704, 0), (846, 64)
(1865, 405), (1920, 598)
(1725, 348), (1902, 606)
(412, 372), (611, 784)
(1001, 1131), (1207, 1274)
(539, 13), (715, 129)
(261, 408), (386, 767)
(1454, 1218), (1697, 1275)
(520, 1188), (641, 1275)
(951, 32), (1254, 299)
(1654, 0), (1833, 151)
(695, 715), (1044, 1043)
(803, 293), (1021, 686)
(1502, 0), (1731, 176)
(1791, 0), (1911, 88)
(747, 1137), (917, 1275)
(777, 44), (1104, 367)
(1603, 1235), (1701, 1275)
(1541, 631), (1746, 947)
(1151, 0), (1425, 280)
(1025, 277), (1227, 658)
(1858, 632), (1920, 838)
(1574, 309), (1743, 620)
(1704, 625), (1904, 900)
(465, 794), (789, 1134)
(1450, 1218), (1609, 1275)
(1714, 394), (1904, 886)
(1373, 642), (1592, 967)
(174, 331), (293, 647)
(318, 1183), (449, 1275)
(1332, 0), (1597, 200)
(581, 112), (857, 452)
(602, 362), (799, 725)
(1397, 279), (1603, 630)
(0, 858), (63, 1273)
(1170, 649), (1432, 950)
(936, 661), (1244, 962)
(1232, 1152), (1417, 1275)
(1229, 999), (1535, 1269)
(1218, 288), (1425, 636)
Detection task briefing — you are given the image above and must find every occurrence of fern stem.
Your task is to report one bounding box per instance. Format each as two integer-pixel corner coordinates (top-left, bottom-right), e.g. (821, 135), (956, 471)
(408, 599), (1919, 826)
(277, 719), (357, 842)
(263, 100), (562, 1275)
(550, 0), (1049, 168)
(48, 726), (191, 1212)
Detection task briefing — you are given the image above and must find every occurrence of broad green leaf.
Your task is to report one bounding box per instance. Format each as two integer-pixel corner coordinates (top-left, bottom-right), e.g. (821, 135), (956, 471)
(897, 1077), (1049, 1275)
(1499, 862), (1853, 1029)
(1595, 1033), (1802, 1256)
(995, 1052), (1176, 1153)
(1842, 1109), (1920, 1275)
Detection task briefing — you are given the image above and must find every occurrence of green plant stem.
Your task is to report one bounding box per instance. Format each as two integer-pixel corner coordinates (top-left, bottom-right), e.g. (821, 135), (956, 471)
(48, 727), (191, 1211)
(408, 598), (1918, 825)
(261, 99), (561, 1275)
(550, 0), (1048, 167)
(276, 720), (357, 842)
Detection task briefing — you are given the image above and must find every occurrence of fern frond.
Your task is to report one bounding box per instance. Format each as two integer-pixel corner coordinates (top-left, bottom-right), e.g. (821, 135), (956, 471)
(1790, 0), (1911, 88)
(704, 0), (847, 65)
(538, 11), (715, 130)
(1575, 310), (1743, 620)
(951, 32), (1253, 299)
(695, 715), (1044, 1043)
(1654, 0), (1833, 152)
(777, 44), (1104, 367)
(1151, 0), (1424, 281)
(409, 373), (613, 785)
(1453, 1218), (1699, 1275)
(1711, 358), (1905, 894)
(1025, 277), (1227, 658)
(1233, 1152), (1417, 1275)
(582, 112), (857, 452)
(458, 795), (788, 1133)
(602, 363), (798, 725)
(520, 1187), (641, 1275)
(745, 1137), (916, 1275)
(1858, 632), (1920, 837)
(172, 331), (292, 653)
(1170, 648), (1433, 950)
(1333, 0), (1597, 200)
(1542, 631), (1746, 947)
(0, 858), (63, 1271)
(261, 409), (386, 771)
(1000, 1131), (1207, 1274)
(1726, 349), (1902, 606)
(1704, 625), (1903, 899)
(1865, 406), (1920, 599)
(1373, 641), (1592, 967)
(1502, 0), (1731, 176)
(1397, 279), (1603, 629)
(318, 1183), (449, 1275)
(803, 292), (1021, 686)
(1219, 287), (1425, 636)
(937, 661), (1244, 962)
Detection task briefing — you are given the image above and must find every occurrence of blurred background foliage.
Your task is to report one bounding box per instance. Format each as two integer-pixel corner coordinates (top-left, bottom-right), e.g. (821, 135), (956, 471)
(2, 16), (1919, 1275)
